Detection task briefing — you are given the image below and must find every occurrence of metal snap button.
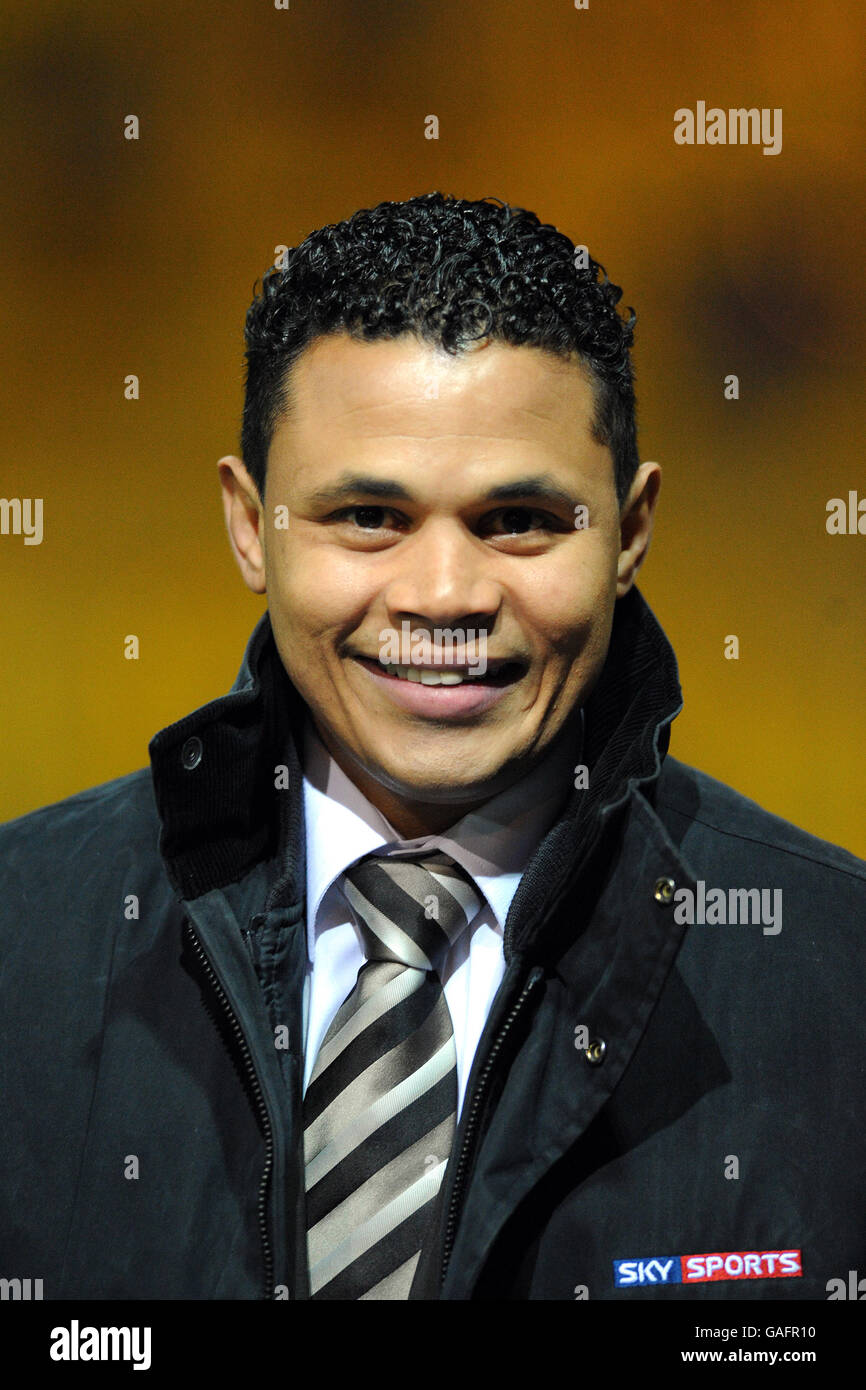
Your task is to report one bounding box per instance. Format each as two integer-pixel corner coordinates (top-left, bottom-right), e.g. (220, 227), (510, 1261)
(585, 1038), (606, 1065)
(181, 736), (203, 770)
(653, 875), (675, 904)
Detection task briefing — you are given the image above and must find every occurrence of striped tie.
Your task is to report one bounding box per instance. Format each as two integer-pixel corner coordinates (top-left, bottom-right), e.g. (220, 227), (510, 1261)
(302, 849), (484, 1300)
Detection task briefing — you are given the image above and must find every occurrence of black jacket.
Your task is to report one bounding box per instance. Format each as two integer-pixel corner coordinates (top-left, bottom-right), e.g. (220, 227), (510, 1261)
(1, 588), (863, 1300)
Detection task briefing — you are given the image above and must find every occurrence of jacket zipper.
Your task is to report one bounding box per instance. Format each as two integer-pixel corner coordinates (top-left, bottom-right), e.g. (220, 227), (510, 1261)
(185, 918), (276, 1300)
(440, 963), (544, 1288)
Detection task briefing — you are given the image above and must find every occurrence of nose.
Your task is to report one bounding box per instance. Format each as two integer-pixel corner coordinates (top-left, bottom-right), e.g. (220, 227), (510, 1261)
(382, 517), (502, 632)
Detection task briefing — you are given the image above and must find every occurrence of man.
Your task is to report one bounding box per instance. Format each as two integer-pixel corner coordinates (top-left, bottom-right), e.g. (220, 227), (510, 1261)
(1, 193), (863, 1301)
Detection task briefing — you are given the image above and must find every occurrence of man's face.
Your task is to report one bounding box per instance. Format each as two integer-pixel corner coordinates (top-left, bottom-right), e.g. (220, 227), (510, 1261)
(221, 333), (657, 833)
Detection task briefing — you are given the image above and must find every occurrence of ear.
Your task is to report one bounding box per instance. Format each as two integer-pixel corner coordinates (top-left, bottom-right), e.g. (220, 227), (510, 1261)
(616, 460), (661, 597)
(218, 455), (267, 594)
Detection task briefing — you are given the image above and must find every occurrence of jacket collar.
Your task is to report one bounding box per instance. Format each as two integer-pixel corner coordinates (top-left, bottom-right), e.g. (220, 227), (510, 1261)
(148, 586), (683, 945)
(502, 584), (683, 959)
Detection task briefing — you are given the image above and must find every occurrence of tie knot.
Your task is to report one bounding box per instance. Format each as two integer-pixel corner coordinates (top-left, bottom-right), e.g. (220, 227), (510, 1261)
(341, 850), (484, 977)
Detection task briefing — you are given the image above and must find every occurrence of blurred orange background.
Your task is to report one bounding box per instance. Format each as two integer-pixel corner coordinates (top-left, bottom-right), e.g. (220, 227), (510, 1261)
(1, 0), (864, 855)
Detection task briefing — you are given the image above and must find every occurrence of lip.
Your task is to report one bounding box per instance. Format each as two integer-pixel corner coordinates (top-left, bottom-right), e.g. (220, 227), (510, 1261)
(353, 656), (524, 718)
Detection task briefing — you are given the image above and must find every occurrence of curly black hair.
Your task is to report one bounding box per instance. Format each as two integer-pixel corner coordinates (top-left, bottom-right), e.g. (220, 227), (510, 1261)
(241, 192), (638, 505)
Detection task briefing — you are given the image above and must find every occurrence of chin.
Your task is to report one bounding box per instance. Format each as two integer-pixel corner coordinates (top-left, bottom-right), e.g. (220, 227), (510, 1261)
(374, 767), (483, 801)
(367, 756), (510, 805)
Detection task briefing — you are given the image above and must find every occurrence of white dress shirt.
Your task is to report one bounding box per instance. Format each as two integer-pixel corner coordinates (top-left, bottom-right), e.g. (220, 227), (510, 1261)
(301, 711), (582, 1119)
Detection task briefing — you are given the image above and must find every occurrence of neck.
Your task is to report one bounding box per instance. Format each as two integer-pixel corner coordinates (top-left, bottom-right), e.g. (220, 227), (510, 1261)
(319, 740), (492, 838)
(309, 716), (582, 841)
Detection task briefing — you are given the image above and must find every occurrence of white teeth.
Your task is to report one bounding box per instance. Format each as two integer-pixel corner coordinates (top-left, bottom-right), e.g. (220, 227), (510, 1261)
(379, 663), (481, 685)
(421, 669), (465, 685)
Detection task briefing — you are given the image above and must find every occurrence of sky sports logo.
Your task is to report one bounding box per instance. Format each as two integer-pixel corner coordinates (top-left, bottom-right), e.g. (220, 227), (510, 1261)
(614, 1249), (802, 1287)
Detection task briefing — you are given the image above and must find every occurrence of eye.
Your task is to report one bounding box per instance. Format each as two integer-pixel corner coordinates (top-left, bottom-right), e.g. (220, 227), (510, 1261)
(481, 508), (559, 536)
(335, 505), (403, 530)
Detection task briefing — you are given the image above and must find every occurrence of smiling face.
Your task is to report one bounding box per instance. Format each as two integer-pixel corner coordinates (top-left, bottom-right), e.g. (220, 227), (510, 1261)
(220, 333), (659, 837)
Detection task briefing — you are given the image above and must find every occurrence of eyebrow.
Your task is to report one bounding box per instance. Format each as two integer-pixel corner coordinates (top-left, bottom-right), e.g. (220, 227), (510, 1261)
(305, 472), (580, 510)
